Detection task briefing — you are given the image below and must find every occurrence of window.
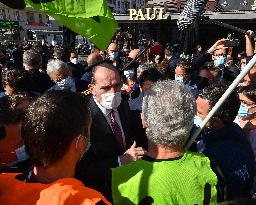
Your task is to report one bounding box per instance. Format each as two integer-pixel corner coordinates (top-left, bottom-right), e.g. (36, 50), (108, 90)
(14, 11), (20, 21)
(39, 14), (42, 23)
(26, 12), (35, 22)
(46, 15), (50, 23)
(0, 10), (6, 20)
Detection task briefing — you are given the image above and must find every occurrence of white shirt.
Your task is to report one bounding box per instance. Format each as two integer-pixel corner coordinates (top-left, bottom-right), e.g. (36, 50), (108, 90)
(93, 97), (126, 147)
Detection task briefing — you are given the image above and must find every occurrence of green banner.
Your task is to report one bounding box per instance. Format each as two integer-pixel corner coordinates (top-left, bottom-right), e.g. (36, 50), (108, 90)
(25, 0), (117, 50)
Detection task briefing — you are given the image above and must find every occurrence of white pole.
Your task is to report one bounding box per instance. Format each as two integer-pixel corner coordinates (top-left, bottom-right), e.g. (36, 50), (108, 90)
(186, 54), (256, 149)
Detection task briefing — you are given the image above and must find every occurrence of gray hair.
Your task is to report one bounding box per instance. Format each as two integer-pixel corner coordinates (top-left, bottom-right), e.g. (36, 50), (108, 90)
(137, 64), (156, 78)
(23, 50), (42, 67)
(47, 59), (68, 76)
(142, 80), (196, 147)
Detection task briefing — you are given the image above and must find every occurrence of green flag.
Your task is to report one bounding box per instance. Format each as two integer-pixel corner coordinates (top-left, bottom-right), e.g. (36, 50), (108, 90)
(25, 0), (117, 50)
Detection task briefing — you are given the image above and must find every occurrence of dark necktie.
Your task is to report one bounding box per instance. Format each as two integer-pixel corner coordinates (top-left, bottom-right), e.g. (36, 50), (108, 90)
(109, 110), (125, 151)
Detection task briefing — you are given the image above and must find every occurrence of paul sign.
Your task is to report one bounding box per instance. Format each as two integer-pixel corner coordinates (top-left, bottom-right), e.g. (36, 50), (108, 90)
(129, 8), (168, 20)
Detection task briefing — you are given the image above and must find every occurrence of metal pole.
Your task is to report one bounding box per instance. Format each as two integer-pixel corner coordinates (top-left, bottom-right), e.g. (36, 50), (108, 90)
(185, 54), (256, 149)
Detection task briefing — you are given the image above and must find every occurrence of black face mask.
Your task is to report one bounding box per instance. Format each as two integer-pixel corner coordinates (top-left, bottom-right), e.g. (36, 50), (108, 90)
(0, 125), (6, 140)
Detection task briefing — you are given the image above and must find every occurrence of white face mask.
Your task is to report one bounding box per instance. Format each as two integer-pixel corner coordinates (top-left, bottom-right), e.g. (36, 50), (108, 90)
(175, 74), (184, 84)
(124, 70), (135, 79)
(56, 77), (76, 92)
(194, 115), (203, 128)
(71, 58), (78, 64)
(100, 92), (122, 109)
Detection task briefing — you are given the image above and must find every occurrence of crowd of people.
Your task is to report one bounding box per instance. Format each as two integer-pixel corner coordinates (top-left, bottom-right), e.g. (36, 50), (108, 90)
(0, 29), (256, 205)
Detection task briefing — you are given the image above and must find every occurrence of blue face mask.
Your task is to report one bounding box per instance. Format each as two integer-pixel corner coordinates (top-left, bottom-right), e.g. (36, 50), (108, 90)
(109, 51), (118, 59)
(194, 115), (203, 128)
(214, 56), (226, 67)
(237, 103), (249, 118)
(124, 70), (135, 79)
(175, 75), (184, 85)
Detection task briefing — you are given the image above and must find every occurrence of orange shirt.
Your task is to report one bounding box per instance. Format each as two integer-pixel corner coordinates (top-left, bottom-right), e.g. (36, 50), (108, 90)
(0, 173), (111, 205)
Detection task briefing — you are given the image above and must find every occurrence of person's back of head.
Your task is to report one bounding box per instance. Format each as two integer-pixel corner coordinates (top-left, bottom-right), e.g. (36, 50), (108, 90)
(142, 80), (196, 147)
(23, 50), (42, 70)
(22, 90), (90, 168)
(2, 69), (30, 95)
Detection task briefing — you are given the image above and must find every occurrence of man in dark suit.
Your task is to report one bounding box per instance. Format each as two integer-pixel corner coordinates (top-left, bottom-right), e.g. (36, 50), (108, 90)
(23, 50), (54, 94)
(75, 63), (145, 200)
(67, 51), (86, 81)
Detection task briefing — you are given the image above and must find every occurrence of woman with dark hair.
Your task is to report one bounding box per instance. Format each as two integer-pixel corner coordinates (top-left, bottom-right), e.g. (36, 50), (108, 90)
(236, 85), (256, 157)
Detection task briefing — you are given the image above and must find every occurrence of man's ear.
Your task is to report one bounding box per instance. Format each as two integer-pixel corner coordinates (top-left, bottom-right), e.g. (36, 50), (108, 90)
(141, 113), (148, 129)
(74, 135), (84, 153)
(88, 84), (94, 91)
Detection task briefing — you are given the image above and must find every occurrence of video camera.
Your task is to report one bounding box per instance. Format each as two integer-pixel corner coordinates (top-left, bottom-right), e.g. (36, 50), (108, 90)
(224, 33), (240, 47)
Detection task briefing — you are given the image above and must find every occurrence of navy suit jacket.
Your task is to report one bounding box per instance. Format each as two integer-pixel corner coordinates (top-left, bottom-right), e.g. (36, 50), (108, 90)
(75, 97), (133, 197)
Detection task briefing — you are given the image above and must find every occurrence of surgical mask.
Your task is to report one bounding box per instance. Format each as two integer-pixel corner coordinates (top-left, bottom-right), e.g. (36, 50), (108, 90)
(238, 103), (249, 118)
(214, 56), (226, 67)
(100, 92), (122, 109)
(175, 74), (184, 85)
(194, 115), (203, 128)
(15, 145), (29, 162)
(109, 51), (118, 60)
(71, 58), (78, 64)
(124, 70), (135, 79)
(237, 103), (256, 118)
(240, 65), (246, 71)
(56, 77), (76, 92)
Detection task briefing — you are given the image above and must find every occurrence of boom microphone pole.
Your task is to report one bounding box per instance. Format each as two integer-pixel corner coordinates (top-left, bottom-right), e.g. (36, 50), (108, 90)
(201, 17), (248, 35)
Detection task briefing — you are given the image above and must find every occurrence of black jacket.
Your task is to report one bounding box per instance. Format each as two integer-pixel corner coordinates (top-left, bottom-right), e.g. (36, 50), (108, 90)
(26, 69), (54, 94)
(75, 97), (133, 199)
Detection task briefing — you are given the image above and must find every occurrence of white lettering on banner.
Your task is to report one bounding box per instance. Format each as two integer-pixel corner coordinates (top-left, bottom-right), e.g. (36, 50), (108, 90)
(129, 8), (168, 20)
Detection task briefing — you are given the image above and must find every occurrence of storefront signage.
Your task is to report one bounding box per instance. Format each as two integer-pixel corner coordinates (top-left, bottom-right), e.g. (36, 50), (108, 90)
(129, 8), (167, 20)
(0, 20), (19, 29)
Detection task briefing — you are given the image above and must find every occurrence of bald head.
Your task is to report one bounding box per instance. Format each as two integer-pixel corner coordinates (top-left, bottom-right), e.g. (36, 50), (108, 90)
(87, 53), (103, 66)
(129, 49), (140, 59)
(92, 63), (120, 83)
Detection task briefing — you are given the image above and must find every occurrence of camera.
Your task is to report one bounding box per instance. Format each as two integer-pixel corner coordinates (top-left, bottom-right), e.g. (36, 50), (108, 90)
(224, 39), (240, 47)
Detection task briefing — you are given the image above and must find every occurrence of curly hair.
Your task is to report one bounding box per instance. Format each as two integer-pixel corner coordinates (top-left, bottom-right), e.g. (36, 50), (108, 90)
(47, 59), (69, 77)
(0, 93), (30, 124)
(23, 50), (42, 68)
(142, 80), (196, 147)
(22, 90), (90, 167)
(237, 85), (256, 103)
(2, 69), (30, 93)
